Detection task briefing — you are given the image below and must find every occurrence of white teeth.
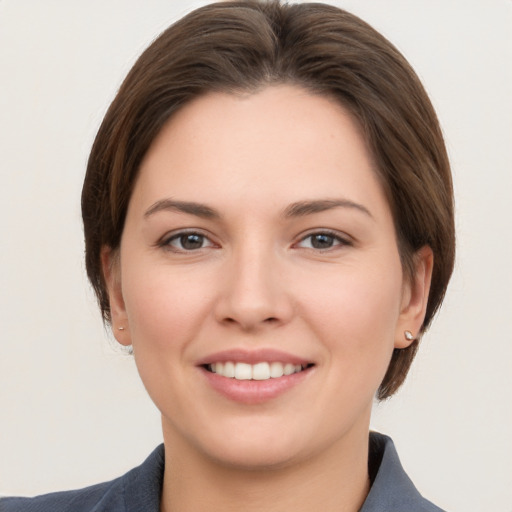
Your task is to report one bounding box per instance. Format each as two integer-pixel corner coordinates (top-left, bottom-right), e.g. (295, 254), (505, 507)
(208, 361), (307, 380)
(223, 361), (235, 378)
(283, 363), (295, 376)
(252, 362), (270, 380)
(269, 361), (284, 378)
(234, 362), (252, 380)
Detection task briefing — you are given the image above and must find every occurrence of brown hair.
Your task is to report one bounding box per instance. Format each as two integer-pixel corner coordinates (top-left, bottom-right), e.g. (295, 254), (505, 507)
(82, 0), (455, 399)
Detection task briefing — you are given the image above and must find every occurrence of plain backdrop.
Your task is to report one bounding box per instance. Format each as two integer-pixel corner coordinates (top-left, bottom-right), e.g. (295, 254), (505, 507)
(1, 1), (511, 511)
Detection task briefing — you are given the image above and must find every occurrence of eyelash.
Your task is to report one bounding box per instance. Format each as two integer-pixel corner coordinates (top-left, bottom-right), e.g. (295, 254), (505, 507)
(159, 229), (351, 254)
(294, 230), (352, 251)
(160, 230), (215, 252)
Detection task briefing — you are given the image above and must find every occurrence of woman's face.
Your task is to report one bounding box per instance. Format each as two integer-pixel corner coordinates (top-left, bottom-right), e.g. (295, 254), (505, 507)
(105, 85), (430, 469)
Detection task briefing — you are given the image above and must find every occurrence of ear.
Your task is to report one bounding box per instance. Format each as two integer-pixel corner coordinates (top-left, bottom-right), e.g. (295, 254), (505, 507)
(395, 246), (434, 349)
(101, 246), (131, 346)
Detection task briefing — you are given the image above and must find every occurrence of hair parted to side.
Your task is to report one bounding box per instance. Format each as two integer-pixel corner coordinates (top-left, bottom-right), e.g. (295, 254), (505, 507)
(82, 0), (455, 399)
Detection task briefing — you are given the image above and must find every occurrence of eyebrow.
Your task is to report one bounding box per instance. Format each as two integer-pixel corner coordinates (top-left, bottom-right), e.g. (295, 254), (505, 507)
(283, 199), (373, 219)
(144, 199), (220, 219)
(144, 197), (373, 221)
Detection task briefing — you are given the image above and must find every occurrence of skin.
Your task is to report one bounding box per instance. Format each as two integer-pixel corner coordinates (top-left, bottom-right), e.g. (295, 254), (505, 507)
(103, 85), (433, 512)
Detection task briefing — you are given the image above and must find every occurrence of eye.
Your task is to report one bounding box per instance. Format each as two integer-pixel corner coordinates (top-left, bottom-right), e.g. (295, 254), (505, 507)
(164, 231), (215, 251)
(296, 231), (349, 250)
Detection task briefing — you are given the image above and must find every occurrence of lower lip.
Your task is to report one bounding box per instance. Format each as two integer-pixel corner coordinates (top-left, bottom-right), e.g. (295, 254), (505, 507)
(200, 367), (313, 404)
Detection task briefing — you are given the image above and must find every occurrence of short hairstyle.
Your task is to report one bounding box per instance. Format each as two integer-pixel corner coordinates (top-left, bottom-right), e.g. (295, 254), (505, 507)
(82, 0), (455, 399)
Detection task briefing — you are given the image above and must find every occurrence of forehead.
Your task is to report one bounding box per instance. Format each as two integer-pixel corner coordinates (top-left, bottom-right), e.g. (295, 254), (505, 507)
(133, 85), (387, 217)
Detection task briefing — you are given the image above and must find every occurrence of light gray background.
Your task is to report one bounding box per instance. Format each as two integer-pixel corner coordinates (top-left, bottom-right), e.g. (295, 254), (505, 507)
(1, 1), (511, 511)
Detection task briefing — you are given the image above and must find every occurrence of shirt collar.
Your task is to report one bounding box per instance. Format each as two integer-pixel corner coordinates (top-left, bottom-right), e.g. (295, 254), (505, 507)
(360, 432), (444, 512)
(120, 432), (443, 512)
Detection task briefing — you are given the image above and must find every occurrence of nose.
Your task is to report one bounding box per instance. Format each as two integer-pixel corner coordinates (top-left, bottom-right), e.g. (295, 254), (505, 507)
(214, 244), (294, 332)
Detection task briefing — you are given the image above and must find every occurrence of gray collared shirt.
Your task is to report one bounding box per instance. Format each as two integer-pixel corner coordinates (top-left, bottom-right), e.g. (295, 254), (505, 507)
(0, 433), (446, 511)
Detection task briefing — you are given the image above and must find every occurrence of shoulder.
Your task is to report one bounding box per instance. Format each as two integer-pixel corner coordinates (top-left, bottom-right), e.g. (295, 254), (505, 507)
(0, 445), (165, 512)
(0, 479), (123, 512)
(361, 432), (447, 512)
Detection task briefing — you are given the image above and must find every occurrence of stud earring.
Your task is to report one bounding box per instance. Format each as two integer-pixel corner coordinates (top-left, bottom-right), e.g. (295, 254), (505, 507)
(118, 326), (125, 331)
(404, 330), (414, 342)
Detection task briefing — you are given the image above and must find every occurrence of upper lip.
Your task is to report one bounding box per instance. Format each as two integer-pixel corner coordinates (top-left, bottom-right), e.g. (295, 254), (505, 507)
(196, 348), (312, 366)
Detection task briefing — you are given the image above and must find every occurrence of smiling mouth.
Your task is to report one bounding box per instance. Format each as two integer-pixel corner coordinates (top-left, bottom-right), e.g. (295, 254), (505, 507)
(205, 361), (313, 381)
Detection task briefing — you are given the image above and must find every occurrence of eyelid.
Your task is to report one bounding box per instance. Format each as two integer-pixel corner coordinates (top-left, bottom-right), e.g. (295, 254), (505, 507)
(158, 228), (218, 251)
(293, 229), (353, 250)
(156, 228), (352, 252)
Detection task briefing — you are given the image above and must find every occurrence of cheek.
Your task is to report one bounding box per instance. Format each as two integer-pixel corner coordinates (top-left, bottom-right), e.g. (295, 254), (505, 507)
(120, 260), (213, 352)
(119, 261), (216, 418)
(296, 259), (403, 373)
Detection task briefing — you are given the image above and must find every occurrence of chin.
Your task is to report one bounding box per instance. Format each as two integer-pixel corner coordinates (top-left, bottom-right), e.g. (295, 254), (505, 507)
(176, 416), (312, 471)
(205, 439), (303, 471)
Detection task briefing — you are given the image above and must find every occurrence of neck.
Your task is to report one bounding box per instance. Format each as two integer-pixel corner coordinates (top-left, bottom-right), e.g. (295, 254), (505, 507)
(160, 425), (370, 512)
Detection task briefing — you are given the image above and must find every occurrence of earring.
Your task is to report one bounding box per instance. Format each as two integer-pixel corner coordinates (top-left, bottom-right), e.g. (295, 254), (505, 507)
(404, 330), (414, 342)
(118, 326), (125, 331)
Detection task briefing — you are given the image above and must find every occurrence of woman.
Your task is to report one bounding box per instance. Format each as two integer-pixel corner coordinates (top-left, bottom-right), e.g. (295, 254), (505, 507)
(1, 1), (454, 511)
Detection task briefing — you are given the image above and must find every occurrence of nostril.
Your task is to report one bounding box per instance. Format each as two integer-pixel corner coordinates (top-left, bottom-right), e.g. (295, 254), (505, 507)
(219, 308), (286, 330)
